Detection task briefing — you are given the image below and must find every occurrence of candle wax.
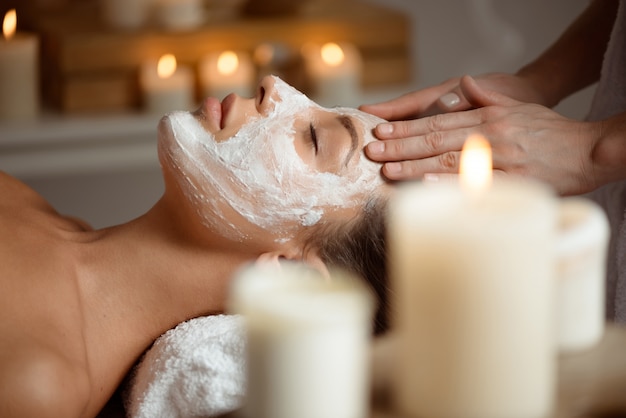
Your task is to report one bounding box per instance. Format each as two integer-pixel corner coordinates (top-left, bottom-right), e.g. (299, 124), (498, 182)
(0, 32), (38, 120)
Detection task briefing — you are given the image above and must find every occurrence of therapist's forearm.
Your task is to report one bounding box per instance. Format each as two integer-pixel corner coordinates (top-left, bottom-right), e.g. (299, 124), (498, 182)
(593, 111), (626, 188)
(516, 0), (618, 108)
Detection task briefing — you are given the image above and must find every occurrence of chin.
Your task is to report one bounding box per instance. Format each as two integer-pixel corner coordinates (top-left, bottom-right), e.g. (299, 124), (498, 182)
(156, 114), (178, 166)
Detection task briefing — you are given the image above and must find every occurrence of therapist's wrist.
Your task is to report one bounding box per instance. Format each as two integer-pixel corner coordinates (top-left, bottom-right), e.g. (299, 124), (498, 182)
(515, 64), (561, 108)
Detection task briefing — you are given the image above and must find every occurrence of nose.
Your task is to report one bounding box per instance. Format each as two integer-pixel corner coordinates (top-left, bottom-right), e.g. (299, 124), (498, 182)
(255, 75), (276, 115)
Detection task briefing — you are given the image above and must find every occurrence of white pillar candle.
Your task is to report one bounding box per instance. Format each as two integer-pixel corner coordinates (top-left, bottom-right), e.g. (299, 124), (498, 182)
(302, 42), (362, 107)
(389, 135), (557, 418)
(99, 0), (151, 30)
(229, 263), (375, 418)
(556, 197), (609, 352)
(154, 0), (205, 31)
(199, 50), (254, 100)
(0, 9), (38, 121)
(140, 54), (194, 114)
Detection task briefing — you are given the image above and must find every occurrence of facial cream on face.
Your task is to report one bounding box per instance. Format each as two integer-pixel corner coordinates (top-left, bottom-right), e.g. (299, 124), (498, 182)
(159, 76), (385, 242)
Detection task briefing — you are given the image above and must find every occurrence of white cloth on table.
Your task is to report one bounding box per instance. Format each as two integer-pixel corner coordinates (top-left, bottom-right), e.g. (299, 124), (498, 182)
(124, 314), (246, 418)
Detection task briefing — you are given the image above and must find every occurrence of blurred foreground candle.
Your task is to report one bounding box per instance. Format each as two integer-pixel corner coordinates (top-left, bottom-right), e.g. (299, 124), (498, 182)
(229, 263), (374, 418)
(140, 54), (194, 114)
(556, 197), (609, 352)
(389, 135), (557, 418)
(199, 50), (254, 100)
(154, 0), (205, 31)
(303, 42), (362, 107)
(0, 9), (39, 121)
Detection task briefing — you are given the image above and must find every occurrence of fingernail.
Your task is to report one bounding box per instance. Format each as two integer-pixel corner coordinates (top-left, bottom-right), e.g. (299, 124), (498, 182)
(377, 123), (394, 135)
(368, 141), (385, 154)
(439, 92), (461, 109)
(385, 162), (401, 173)
(423, 173), (439, 182)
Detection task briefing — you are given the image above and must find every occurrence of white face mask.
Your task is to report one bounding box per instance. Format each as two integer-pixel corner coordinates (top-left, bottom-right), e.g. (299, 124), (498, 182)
(159, 76), (386, 243)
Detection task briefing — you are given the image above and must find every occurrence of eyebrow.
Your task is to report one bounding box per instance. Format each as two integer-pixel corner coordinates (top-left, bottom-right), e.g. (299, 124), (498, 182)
(338, 115), (359, 168)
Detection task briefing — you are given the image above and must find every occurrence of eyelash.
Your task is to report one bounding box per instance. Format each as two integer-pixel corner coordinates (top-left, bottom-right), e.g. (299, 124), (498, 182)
(308, 123), (319, 154)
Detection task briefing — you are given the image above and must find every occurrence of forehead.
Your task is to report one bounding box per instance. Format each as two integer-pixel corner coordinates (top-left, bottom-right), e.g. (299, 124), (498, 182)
(271, 76), (385, 143)
(333, 106), (386, 146)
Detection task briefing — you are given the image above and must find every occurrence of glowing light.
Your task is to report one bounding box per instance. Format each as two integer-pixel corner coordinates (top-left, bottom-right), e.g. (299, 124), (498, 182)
(157, 54), (177, 79)
(254, 44), (275, 67)
(459, 134), (493, 193)
(217, 51), (239, 76)
(3, 9), (16, 41)
(321, 42), (345, 67)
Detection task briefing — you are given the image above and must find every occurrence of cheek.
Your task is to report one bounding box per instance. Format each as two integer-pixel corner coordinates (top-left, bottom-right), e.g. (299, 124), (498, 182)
(292, 138), (315, 168)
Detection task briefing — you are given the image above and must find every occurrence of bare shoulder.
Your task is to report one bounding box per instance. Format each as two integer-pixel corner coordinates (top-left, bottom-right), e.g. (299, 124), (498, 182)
(0, 339), (91, 418)
(0, 171), (46, 208)
(0, 171), (92, 231)
(0, 171), (94, 417)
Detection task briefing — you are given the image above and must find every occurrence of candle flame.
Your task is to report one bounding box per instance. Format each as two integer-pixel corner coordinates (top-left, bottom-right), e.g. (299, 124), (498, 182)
(3, 9), (16, 41)
(459, 134), (493, 192)
(157, 54), (177, 79)
(321, 42), (345, 67)
(217, 51), (239, 76)
(253, 43), (275, 67)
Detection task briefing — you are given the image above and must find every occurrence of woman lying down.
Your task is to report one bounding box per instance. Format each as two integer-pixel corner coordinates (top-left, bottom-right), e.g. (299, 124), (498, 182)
(0, 75), (392, 418)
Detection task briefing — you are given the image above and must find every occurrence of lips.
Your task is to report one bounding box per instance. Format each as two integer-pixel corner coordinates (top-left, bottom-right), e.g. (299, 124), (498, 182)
(199, 96), (222, 131)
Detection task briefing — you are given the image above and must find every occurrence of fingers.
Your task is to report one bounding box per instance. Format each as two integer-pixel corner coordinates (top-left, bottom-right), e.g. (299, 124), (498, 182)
(422, 169), (507, 184)
(369, 107), (484, 142)
(359, 78), (464, 120)
(366, 126), (471, 163)
(378, 151), (462, 181)
(420, 88), (471, 117)
(423, 172), (460, 184)
(459, 75), (520, 107)
(359, 91), (430, 121)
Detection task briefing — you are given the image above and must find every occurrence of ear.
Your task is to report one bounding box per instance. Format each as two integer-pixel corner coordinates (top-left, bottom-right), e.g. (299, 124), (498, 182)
(255, 249), (331, 281)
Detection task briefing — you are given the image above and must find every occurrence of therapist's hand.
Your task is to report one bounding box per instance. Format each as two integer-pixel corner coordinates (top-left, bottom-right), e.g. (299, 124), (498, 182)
(360, 75), (601, 196)
(359, 72), (547, 120)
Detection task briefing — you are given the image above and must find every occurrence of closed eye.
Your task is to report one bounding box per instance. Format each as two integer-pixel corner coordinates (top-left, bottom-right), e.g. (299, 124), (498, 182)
(308, 123), (319, 154)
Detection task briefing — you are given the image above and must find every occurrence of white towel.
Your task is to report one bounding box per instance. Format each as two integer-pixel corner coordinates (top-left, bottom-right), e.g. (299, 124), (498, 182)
(124, 314), (246, 418)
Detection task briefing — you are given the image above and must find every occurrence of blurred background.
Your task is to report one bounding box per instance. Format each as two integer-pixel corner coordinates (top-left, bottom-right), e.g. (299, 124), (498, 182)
(0, 0), (591, 228)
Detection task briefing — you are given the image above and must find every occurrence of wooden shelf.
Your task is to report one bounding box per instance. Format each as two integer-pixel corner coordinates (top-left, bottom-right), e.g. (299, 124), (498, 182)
(33, 1), (412, 113)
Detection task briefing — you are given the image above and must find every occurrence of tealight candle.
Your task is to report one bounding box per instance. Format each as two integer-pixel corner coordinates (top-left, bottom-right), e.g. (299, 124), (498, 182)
(302, 42), (362, 107)
(229, 263), (374, 418)
(389, 135), (557, 418)
(556, 197), (609, 352)
(0, 9), (39, 121)
(140, 54), (194, 114)
(199, 50), (254, 100)
(154, 0), (205, 31)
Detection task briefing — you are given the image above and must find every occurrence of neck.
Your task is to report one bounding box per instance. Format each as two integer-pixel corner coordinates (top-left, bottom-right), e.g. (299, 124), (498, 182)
(76, 198), (254, 386)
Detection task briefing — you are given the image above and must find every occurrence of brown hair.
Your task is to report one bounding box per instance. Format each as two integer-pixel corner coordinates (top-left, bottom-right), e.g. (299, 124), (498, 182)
(306, 197), (389, 335)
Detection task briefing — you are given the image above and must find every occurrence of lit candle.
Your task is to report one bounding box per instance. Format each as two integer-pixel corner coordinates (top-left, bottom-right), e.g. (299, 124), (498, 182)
(389, 135), (558, 418)
(99, 0), (151, 30)
(140, 54), (194, 114)
(253, 42), (293, 81)
(154, 0), (205, 31)
(229, 263), (374, 418)
(0, 9), (39, 121)
(302, 42), (362, 107)
(556, 197), (609, 352)
(199, 50), (254, 100)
